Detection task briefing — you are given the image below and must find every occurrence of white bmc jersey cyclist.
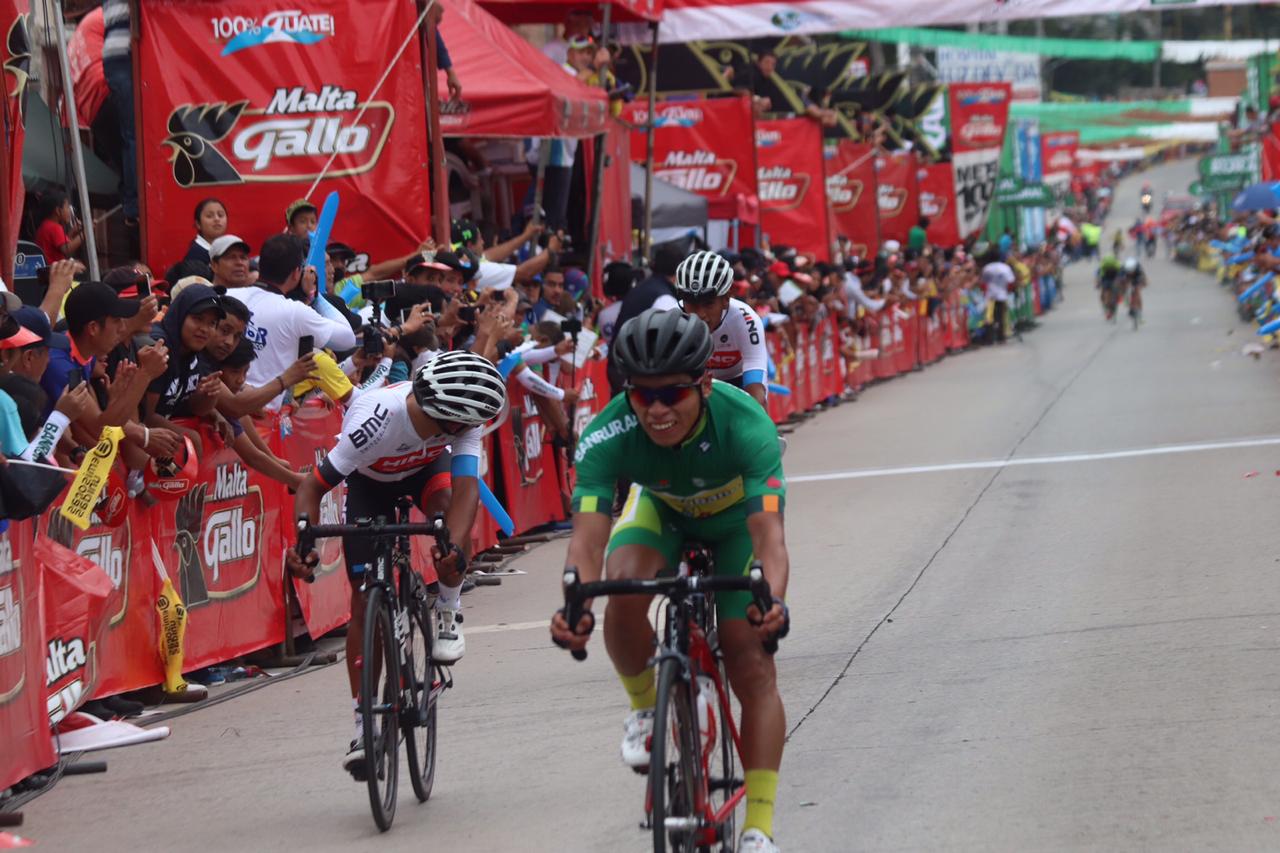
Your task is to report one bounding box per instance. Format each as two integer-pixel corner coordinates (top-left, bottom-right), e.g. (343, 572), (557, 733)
(705, 297), (768, 389)
(318, 383), (482, 485)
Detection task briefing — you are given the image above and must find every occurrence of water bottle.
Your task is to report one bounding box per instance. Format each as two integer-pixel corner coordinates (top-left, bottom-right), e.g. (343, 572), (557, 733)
(695, 674), (717, 760)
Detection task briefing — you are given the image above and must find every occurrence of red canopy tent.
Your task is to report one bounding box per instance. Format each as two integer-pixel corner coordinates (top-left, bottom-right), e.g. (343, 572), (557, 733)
(477, 0), (662, 24)
(439, 0), (609, 138)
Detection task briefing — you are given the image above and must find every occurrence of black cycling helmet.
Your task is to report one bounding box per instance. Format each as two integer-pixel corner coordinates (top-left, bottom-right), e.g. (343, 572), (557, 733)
(612, 308), (713, 379)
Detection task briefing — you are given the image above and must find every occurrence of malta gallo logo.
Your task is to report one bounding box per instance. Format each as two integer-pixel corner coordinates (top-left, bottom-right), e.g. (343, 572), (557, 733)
(920, 191), (948, 219)
(758, 165), (810, 211)
(826, 173), (864, 212)
(656, 149), (737, 195)
(0, 537), (26, 707)
(878, 183), (908, 217)
(163, 85), (395, 188)
(755, 128), (782, 148)
(201, 463), (264, 600)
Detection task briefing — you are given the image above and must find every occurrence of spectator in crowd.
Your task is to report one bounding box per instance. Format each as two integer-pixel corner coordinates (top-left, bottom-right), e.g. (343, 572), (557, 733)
(598, 261), (637, 342)
(327, 239), (436, 309)
(184, 198), (229, 266)
(102, 0), (137, 225)
(208, 338), (306, 490)
(607, 243), (682, 394)
(286, 199), (319, 238)
(736, 47), (779, 115)
(453, 218), (559, 291)
(143, 283), (227, 454)
(908, 217), (930, 254)
(542, 7), (594, 66)
(209, 235), (253, 289)
(34, 191), (85, 263)
(235, 234), (356, 406)
(803, 85), (839, 128)
(980, 249), (1016, 345)
(7, 307), (60, 383)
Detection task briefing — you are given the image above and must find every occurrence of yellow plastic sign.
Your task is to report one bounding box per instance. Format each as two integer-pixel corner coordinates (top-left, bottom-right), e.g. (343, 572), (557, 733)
(59, 426), (123, 531)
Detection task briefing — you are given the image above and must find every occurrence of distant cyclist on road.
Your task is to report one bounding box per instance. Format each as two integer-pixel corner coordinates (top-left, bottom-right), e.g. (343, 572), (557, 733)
(550, 308), (790, 853)
(288, 351), (507, 776)
(674, 250), (769, 407)
(1097, 254), (1122, 323)
(1120, 256), (1147, 325)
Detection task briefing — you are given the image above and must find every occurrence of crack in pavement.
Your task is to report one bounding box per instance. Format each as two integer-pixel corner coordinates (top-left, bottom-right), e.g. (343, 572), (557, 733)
(785, 322), (1118, 742)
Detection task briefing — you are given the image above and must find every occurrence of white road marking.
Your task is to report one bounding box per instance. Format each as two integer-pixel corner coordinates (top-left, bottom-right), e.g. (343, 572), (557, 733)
(788, 436), (1280, 484)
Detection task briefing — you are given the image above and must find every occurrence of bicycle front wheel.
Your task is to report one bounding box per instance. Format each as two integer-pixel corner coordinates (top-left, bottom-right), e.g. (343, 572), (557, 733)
(651, 657), (702, 853)
(404, 581), (437, 803)
(362, 586), (401, 832)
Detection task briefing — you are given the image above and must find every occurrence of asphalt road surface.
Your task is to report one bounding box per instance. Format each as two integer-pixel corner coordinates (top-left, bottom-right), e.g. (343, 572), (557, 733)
(24, 158), (1280, 852)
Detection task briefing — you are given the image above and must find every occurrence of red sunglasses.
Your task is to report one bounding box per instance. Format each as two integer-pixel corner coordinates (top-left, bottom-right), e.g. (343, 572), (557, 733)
(625, 381), (699, 408)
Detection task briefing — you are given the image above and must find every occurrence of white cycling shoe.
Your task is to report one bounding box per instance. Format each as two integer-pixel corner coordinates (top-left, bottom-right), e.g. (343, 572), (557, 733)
(433, 607), (465, 663)
(739, 828), (780, 852)
(620, 708), (655, 770)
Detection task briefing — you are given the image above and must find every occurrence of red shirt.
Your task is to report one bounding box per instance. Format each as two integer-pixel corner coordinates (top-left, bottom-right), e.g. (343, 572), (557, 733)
(35, 219), (70, 262)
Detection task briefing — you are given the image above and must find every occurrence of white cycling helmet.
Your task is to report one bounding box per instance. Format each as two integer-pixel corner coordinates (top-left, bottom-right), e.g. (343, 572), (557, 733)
(675, 251), (734, 299)
(412, 351), (507, 426)
(1122, 257), (1139, 273)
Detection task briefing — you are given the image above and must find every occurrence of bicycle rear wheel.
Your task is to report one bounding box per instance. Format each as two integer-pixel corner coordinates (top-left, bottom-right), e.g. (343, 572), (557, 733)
(404, 581), (437, 803)
(361, 587), (401, 832)
(651, 657), (702, 853)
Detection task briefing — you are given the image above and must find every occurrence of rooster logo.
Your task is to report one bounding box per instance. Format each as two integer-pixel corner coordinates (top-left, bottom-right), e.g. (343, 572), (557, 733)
(163, 101), (248, 187)
(4, 13), (30, 124)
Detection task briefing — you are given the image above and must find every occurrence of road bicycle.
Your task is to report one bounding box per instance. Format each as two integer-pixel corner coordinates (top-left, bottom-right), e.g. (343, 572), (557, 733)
(560, 547), (784, 853)
(1127, 283), (1144, 330)
(297, 502), (454, 832)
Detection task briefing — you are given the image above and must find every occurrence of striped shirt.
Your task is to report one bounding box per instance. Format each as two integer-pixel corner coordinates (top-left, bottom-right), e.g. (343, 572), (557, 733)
(102, 0), (130, 62)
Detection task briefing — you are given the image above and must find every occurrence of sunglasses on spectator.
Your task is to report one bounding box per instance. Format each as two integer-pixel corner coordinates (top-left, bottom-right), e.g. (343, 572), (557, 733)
(625, 381), (700, 408)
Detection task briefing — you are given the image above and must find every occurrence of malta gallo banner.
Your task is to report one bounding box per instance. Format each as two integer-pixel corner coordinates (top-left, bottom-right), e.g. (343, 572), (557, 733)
(825, 141), (878, 260)
(949, 82), (1011, 239)
(875, 151), (918, 246)
(0, 520), (56, 791)
(1, 0), (29, 269)
(625, 95), (758, 221)
(918, 163), (960, 248)
(756, 118), (829, 260)
(1041, 130), (1079, 189)
(136, 0), (430, 271)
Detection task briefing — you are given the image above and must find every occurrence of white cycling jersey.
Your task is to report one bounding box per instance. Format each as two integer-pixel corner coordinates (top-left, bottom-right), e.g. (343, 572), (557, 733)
(705, 297), (768, 388)
(316, 383), (481, 486)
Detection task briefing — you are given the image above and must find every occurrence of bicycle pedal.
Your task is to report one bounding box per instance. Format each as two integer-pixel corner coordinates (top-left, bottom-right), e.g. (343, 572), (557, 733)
(630, 763), (650, 776)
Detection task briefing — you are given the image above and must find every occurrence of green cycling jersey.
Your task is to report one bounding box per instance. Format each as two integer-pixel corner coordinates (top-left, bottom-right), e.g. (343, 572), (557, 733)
(571, 381), (786, 520)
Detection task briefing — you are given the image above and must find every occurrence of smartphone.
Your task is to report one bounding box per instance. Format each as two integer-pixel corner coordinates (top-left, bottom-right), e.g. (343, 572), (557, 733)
(297, 335), (314, 359)
(362, 326), (383, 356)
(68, 370), (83, 390)
(360, 279), (397, 303)
(136, 276), (151, 298)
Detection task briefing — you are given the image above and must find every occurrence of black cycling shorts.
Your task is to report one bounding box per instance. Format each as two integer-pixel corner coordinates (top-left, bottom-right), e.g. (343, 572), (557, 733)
(342, 453), (452, 577)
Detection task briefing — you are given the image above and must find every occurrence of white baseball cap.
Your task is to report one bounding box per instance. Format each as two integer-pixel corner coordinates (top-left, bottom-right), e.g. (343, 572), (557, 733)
(209, 234), (251, 260)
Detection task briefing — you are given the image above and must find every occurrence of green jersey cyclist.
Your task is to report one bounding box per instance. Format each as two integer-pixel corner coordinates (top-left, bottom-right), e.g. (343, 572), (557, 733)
(550, 308), (791, 853)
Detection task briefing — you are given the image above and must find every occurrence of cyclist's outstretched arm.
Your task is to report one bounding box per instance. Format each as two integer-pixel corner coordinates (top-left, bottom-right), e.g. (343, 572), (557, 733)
(564, 511), (611, 585)
(444, 468), (479, 549)
(294, 472), (329, 537)
(746, 512), (789, 638)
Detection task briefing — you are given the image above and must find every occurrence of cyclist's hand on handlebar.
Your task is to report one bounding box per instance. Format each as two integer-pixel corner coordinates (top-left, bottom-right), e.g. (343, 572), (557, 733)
(550, 609), (595, 653)
(286, 544), (318, 581)
(746, 598), (789, 644)
(431, 543), (466, 578)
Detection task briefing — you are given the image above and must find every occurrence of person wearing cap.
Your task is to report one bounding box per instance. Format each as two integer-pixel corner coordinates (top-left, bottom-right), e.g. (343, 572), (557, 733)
(235, 234), (357, 408)
(40, 281), (181, 459)
(541, 6), (594, 66)
(209, 234), (253, 289)
(327, 239), (434, 310)
(285, 198), (319, 238)
(453, 217), (559, 292)
(0, 308), (96, 465)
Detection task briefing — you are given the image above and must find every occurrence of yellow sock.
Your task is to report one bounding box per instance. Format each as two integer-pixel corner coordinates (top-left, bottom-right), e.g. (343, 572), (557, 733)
(743, 769), (778, 838)
(618, 668), (656, 711)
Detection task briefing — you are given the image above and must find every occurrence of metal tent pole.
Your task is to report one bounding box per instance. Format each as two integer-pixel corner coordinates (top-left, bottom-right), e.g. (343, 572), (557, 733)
(642, 21), (659, 262)
(52, 0), (99, 279)
(584, 3), (612, 287)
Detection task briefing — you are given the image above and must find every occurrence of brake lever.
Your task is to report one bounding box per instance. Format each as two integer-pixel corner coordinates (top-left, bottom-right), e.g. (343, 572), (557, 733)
(748, 565), (782, 655)
(559, 567), (588, 661)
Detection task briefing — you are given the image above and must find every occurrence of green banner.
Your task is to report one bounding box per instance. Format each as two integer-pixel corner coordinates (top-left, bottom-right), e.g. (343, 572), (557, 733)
(996, 180), (1054, 207)
(839, 27), (1160, 62)
(1199, 149), (1258, 188)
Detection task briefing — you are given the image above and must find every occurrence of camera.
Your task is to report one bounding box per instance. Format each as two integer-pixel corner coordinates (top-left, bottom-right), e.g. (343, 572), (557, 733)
(360, 279), (398, 303)
(458, 305), (477, 323)
(362, 325), (384, 356)
(560, 317), (583, 337)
